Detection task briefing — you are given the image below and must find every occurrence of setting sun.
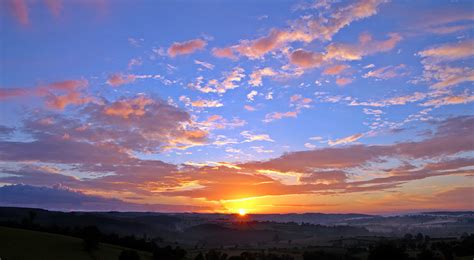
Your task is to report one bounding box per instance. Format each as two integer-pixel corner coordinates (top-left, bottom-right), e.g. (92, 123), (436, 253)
(238, 208), (247, 216)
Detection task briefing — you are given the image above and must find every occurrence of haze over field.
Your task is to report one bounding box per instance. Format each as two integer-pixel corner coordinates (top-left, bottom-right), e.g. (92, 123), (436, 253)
(0, 0), (473, 215)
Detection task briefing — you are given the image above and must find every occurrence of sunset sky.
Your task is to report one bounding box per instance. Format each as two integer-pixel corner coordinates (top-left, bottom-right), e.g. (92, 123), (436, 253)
(0, 0), (473, 214)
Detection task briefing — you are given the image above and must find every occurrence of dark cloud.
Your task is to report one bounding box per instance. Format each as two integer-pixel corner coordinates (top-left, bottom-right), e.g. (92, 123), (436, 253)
(0, 184), (209, 212)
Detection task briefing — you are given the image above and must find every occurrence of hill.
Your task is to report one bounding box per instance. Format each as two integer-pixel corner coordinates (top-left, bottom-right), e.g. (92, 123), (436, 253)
(0, 226), (153, 260)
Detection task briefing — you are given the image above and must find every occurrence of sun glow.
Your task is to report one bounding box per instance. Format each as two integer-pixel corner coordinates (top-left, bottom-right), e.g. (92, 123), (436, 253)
(238, 208), (247, 216)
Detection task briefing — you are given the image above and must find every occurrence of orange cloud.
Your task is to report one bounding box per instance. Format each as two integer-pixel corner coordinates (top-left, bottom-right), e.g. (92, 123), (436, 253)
(418, 40), (474, 62)
(235, 29), (313, 59)
(190, 99), (223, 108)
(220, 0), (387, 60)
(212, 47), (236, 60)
(289, 49), (324, 68)
(422, 93), (474, 107)
(168, 38), (207, 57)
(325, 32), (402, 61)
(336, 77), (353, 86)
(45, 91), (94, 110)
(328, 133), (364, 146)
(0, 79), (90, 110)
(103, 96), (153, 118)
(189, 67), (245, 94)
(323, 64), (349, 75)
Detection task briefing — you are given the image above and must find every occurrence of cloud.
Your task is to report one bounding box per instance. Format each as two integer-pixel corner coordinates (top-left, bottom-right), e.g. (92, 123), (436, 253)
(0, 79), (92, 110)
(0, 184), (207, 212)
(168, 38), (207, 57)
(335, 77), (353, 86)
(328, 133), (364, 146)
(325, 32), (402, 61)
(194, 59), (215, 70)
(1, 116), (473, 204)
(290, 94), (312, 109)
(299, 170), (347, 185)
(241, 131), (274, 143)
(249, 67), (277, 87)
(413, 40), (474, 89)
(128, 58), (143, 69)
(212, 47), (237, 60)
(363, 64), (407, 80)
(244, 105), (256, 111)
(18, 95), (206, 153)
(45, 91), (95, 110)
(246, 90), (258, 101)
(289, 49), (324, 68)
(418, 40), (474, 62)
(323, 64), (349, 75)
(189, 67), (245, 94)
(263, 111), (298, 123)
(197, 115), (246, 130)
(8, 0), (29, 25)
(103, 95), (153, 118)
(221, 0), (387, 60)
(234, 29), (313, 59)
(422, 92), (474, 107)
(410, 8), (474, 35)
(107, 73), (137, 87)
(190, 99), (224, 108)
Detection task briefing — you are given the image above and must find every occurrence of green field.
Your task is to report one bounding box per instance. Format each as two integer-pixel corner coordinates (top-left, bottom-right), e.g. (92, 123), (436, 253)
(0, 226), (153, 260)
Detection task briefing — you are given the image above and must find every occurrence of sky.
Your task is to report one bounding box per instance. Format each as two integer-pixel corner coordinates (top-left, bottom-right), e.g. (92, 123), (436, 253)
(0, 0), (473, 214)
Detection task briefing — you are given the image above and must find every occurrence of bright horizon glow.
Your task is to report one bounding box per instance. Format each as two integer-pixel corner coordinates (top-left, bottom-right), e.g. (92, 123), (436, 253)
(239, 208), (247, 216)
(0, 0), (473, 214)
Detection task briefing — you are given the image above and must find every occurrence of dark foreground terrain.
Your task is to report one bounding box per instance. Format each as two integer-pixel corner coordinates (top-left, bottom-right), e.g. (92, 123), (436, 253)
(1, 207), (473, 260)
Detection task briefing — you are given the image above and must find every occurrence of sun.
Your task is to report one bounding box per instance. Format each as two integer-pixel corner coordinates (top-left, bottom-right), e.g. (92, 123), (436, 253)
(238, 208), (247, 216)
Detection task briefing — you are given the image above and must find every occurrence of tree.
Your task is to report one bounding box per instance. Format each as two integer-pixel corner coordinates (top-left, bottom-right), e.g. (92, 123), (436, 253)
(119, 250), (140, 260)
(82, 225), (101, 251)
(194, 253), (205, 260)
(368, 243), (408, 260)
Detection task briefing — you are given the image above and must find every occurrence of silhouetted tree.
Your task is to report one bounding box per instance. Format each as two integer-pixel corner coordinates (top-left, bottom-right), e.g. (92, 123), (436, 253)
(417, 249), (440, 260)
(153, 245), (186, 260)
(206, 249), (227, 260)
(82, 225), (101, 251)
(194, 252), (205, 260)
(119, 249), (140, 260)
(368, 243), (408, 260)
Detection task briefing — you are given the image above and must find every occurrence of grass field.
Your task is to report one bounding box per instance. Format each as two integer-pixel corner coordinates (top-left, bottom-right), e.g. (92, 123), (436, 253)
(0, 226), (153, 260)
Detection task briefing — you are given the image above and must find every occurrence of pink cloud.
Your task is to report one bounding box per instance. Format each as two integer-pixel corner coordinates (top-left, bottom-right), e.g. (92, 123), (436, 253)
(0, 79), (90, 110)
(363, 64), (407, 80)
(103, 96), (153, 118)
(325, 32), (402, 61)
(212, 47), (237, 60)
(328, 133), (364, 146)
(336, 77), (353, 86)
(263, 111), (298, 123)
(289, 49), (324, 68)
(9, 0), (29, 26)
(167, 39), (207, 57)
(323, 64), (349, 75)
(107, 73), (137, 87)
